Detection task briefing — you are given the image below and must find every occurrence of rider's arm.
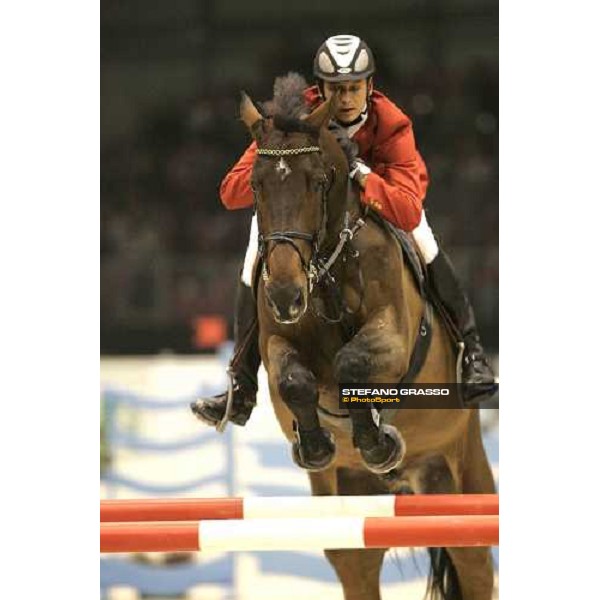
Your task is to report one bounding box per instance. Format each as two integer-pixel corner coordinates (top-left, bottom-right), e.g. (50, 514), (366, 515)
(219, 141), (257, 210)
(358, 124), (428, 232)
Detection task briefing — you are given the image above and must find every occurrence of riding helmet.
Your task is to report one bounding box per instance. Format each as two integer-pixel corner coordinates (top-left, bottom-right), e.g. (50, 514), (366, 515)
(313, 35), (376, 82)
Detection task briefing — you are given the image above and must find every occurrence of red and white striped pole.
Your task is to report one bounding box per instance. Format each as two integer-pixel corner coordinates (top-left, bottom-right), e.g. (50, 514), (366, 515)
(100, 514), (499, 553)
(100, 494), (498, 523)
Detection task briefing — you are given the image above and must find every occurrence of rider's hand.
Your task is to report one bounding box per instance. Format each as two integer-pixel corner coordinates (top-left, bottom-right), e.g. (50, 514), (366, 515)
(328, 121), (371, 187)
(328, 121), (359, 166)
(349, 159), (371, 188)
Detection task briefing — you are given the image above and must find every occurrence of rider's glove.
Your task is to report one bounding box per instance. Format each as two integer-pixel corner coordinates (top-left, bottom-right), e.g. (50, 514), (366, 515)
(349, 159), (371, 182)
(328, 121), (359, 167)
(327, 121), (371, 184)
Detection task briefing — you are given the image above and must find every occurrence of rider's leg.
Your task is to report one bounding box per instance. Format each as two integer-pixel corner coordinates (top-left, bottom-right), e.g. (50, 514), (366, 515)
(412, 211), (498, 405)
(190, 217), (261, 428)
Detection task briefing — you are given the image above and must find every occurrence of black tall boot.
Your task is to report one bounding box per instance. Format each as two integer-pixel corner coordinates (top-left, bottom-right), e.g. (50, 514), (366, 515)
(190, 278), (261, 429)
(427, 249), (498, 405)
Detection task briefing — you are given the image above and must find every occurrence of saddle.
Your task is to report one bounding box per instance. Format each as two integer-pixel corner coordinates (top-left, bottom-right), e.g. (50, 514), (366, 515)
(372, 215), (435, 384)
(381, 219), (427, 296)
(376, 214), (461, 350)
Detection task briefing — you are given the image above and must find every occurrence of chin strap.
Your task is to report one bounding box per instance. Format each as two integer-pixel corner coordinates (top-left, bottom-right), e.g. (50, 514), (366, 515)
(334, 102), (369, 137)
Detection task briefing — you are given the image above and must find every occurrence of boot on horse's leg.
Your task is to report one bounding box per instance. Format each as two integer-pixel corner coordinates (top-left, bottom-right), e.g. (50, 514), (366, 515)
(352, 411), (406, 474)
(278, 351), (335, 472)
(427, 248), (498, 405)
(291, 421), (336, 472)
(335, 343), (405, 474)
(190, 278), (260, 429)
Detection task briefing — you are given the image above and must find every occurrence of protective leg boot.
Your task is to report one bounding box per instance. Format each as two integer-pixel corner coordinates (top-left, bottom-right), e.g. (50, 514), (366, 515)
(427, 249), (498, 405)
(190, 278), (260, 428)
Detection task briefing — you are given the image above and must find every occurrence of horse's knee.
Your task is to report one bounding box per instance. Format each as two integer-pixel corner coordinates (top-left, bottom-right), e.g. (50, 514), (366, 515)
(278, 364), (317, 408)
(334, 342), (371, 383)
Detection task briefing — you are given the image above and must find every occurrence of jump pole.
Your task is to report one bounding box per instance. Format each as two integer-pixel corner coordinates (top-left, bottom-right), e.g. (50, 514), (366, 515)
(100, 494), (499, 523)
(100, 514), (499, 553)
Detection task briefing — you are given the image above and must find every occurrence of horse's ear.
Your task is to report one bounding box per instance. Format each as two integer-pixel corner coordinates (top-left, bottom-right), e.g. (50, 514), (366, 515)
(302, 96), (335, 129)
(240, 91), (264, 140)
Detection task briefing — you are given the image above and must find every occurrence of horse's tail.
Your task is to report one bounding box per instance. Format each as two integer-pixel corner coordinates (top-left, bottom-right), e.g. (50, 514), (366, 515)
(426, 547), (463, 600)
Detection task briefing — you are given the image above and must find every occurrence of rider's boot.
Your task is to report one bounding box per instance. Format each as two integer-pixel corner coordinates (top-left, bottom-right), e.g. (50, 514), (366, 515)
(427, 248), (498, 405)
(190, 278), (260, 429)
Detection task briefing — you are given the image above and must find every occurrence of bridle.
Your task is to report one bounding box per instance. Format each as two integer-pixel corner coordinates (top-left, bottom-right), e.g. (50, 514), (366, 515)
(254, 145), (334, 294)
(253, 142), (367, 322)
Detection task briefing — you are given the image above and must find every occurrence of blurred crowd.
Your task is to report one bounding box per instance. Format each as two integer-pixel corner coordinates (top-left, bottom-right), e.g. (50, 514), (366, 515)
(101, 59), (498, 351)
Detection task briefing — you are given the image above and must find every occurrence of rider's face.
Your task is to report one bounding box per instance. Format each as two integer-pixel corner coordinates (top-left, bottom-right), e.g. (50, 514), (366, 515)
(323, 79), (371, 124)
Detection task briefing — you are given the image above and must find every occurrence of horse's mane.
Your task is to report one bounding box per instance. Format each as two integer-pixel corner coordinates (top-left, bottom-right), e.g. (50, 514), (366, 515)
(262, 72), (317, 134)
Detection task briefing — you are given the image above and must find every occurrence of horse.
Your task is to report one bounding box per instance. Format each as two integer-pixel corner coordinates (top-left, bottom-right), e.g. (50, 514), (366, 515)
(240, 74), (495, 600)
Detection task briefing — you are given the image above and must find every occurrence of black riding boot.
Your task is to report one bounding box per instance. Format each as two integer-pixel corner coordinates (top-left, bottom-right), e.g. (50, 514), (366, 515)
(190, 278), (261, 429)
(427, 249), (498, 405)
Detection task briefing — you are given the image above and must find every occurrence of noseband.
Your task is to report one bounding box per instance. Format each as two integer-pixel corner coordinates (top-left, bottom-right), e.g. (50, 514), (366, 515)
(254, 145), (333, 292)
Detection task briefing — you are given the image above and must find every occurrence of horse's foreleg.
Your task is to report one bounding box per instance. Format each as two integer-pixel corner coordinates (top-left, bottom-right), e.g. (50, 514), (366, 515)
(334, 310), (408, 473)
(267, 335), (335, 471)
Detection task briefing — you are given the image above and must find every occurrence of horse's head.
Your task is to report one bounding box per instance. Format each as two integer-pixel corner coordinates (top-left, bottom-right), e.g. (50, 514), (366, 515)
(240, 77), (347, 325)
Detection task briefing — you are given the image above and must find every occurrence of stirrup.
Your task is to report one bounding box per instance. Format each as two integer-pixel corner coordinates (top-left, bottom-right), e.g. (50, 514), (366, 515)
(216, 366), (235, 433)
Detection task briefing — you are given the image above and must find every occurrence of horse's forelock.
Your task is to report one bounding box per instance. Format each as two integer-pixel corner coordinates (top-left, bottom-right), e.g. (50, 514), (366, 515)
(263, 72), (310, 120)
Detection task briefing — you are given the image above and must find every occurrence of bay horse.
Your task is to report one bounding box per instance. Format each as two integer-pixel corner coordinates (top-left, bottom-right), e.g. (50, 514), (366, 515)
(241, 74), (495, 600)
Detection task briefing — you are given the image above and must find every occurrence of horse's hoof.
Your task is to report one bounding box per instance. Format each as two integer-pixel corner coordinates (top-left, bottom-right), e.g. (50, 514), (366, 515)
(360, 424), (406, 474)
(292, 427), (336, 472)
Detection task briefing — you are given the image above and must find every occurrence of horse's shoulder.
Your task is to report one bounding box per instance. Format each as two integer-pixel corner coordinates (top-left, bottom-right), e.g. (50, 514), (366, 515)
(354, 214), (394, 255)
(358, 215), (426, 293)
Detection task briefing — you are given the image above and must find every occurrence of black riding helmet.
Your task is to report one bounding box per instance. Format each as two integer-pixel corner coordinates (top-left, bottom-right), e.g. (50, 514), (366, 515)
(313, 34), (375, 97)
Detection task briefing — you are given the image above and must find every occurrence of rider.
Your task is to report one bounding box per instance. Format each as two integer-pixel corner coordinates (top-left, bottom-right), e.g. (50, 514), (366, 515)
(191, 34), (497, 428)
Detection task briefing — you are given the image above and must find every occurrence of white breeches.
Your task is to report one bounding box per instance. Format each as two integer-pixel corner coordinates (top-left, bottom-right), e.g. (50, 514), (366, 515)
(411, 211), (439, 264)
(240, 210), (439, 287)
(241, 214), (259, 287)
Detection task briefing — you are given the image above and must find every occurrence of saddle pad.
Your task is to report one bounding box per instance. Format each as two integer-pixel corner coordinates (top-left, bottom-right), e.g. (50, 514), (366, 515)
(371, 214), (427, 296)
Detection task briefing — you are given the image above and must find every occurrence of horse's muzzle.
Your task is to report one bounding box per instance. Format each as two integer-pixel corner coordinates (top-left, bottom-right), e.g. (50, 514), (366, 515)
(265, 282), (307, 324)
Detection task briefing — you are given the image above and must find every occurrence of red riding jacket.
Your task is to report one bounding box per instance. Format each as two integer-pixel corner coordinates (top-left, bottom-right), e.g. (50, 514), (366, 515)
(220, 86), (429, 232)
